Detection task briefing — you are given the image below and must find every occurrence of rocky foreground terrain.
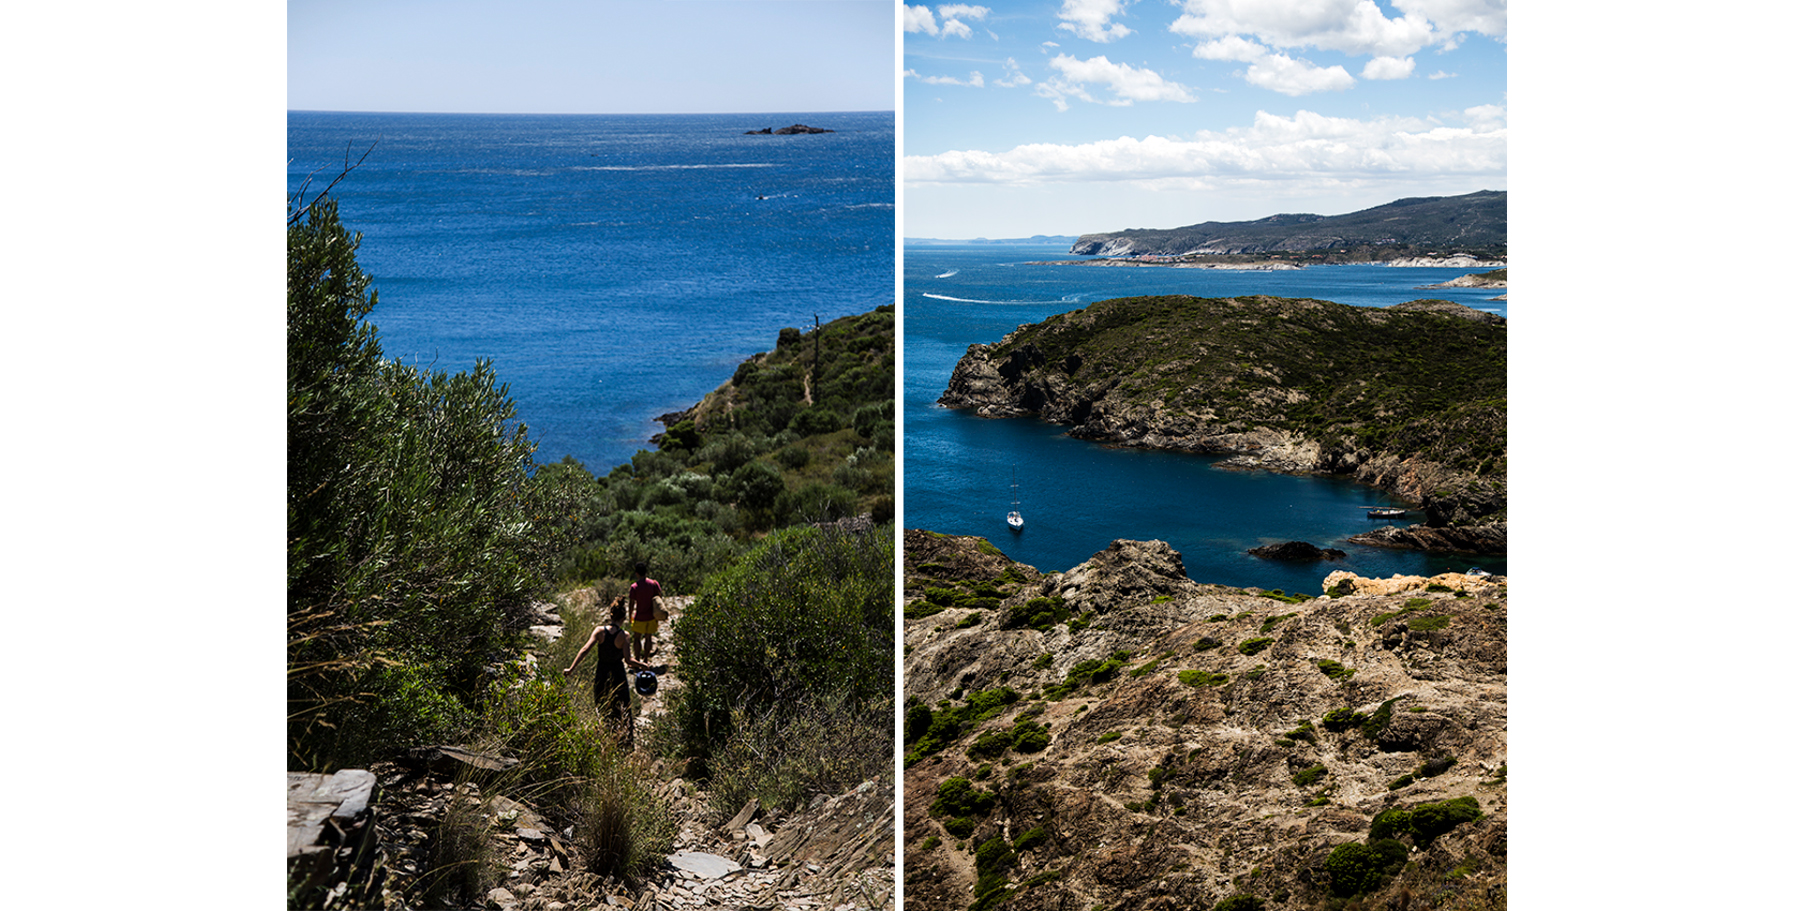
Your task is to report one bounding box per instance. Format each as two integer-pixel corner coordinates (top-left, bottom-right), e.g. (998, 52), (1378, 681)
(289, 591), (894, 911)
(902, 530), (1506, 911)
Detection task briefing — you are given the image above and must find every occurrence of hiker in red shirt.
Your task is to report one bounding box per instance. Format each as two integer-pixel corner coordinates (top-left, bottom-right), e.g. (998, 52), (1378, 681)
(628, 561), (663, 664)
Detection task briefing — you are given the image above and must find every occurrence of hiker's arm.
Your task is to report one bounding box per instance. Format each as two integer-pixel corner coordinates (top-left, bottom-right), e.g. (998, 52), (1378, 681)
(617, 630), (650, 671)
(564, 627), (602, 675)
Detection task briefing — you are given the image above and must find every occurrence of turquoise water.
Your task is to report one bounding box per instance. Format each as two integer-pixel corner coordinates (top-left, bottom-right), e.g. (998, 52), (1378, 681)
(903, 244), (1507, 592)
(288, 111), (895, 474)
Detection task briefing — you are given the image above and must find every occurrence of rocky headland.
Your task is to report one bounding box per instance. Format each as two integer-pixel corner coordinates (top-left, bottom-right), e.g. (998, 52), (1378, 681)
(903, 531), (1507, 911)
(938, 294), (1507, 554)
(1068, 191), (1506, 260)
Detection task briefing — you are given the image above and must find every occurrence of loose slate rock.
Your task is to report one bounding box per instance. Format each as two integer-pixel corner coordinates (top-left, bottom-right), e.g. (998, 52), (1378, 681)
(667, 850), (743, 879)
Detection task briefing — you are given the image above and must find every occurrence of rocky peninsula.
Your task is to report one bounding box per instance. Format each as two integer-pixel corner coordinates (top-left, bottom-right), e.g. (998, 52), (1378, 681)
(938, 294), (1506, 554)
(903, 531), (1508, 911)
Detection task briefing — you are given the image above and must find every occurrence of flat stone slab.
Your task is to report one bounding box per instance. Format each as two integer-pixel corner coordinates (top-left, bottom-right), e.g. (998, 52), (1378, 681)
(667, 850), (742, 879)
(287, 770), (377, 858)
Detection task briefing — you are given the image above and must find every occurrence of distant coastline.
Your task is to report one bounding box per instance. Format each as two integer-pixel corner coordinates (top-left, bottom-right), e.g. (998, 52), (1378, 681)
(904, 236), (1079, 246)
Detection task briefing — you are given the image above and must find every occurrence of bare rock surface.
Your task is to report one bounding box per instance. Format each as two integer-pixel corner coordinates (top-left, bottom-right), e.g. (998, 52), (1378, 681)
(903, 534), (1507, 911)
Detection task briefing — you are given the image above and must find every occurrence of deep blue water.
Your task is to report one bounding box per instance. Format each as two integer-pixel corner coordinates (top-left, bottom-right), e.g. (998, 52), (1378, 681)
(903, 244), (1507, 593)
(288, 111), (894, 474)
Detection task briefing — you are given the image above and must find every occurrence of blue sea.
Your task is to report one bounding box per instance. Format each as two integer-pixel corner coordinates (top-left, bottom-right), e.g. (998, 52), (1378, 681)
(903, 244), (1508, 592)
(287, 110), (894, 474)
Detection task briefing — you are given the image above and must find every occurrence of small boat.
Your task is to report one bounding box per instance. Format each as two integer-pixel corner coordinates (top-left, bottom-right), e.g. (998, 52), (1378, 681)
(1007, 467), (1024, 531)
(1364, 507), (1407, 519)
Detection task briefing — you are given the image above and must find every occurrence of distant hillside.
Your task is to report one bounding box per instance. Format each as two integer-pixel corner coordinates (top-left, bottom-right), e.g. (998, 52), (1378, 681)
(1070, 191), (1506, 259)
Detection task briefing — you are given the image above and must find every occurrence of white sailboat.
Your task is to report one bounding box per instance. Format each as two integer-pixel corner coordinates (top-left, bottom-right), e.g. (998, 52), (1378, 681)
(1007, 467), (1024, 531)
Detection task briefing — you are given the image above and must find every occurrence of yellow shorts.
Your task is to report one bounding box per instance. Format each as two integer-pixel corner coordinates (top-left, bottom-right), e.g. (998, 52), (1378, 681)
(630, 620), (659, 635)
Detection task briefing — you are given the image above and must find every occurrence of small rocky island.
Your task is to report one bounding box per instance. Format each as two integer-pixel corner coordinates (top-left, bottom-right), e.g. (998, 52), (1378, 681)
(745, 124), (835, 134)
(938, 294), (1506, 554)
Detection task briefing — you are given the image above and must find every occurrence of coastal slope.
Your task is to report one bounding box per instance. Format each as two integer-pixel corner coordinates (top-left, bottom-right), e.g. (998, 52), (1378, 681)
(1069, 191), (1506, 259)
(938, 295), (1505, 553)
(903, 531), (1507, 911)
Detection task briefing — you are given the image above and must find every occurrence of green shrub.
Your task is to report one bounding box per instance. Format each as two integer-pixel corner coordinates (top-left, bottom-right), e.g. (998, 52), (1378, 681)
(1324, 838), (1409, 898)
(930, 777), (998, 818)
(1408, 614), (1451, 631)
(1291, 764), (1327, 787)
(1194, 636), (1222, 651)
(666, 524), (891, 766)
(1096, 732), (1122, 744)
(1322, 708), (1366, 731)
(1014, 826), (1048, 852)
(1370, 796), (1481, 847)
(1260, 612), (1298, 632)
(943, 816), (976, 838)
(1238, 637), (1273, 656)
(1011, 720), (1051, 753)
(1316, 659), (1355, 682)
(1179, 669), (1230, 687)
(287, 198), (587, 771)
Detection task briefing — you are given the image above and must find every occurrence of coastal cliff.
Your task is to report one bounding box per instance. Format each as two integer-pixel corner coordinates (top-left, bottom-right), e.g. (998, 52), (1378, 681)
(938, 295), (1505, 552)
(903, 531), (1507, 911)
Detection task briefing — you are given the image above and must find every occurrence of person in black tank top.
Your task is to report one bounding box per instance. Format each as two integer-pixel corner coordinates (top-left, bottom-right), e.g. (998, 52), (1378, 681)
(565, 595), (652, 747)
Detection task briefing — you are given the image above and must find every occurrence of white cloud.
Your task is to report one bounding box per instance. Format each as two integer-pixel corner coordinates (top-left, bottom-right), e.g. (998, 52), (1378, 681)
(905, 68), (987, 88)
(1393, 0), (1507, 40)
(1361, 55), (1416, 80)
(1245, 53), (1355, 95)
(907, 3), (990, 39)
(1462, 102), (1505, 129)
(1057, 0), (1135, 44)
(994, 57), (1033, 88)
(1193, 35), (1266, 62)
(905, 108), (1507, 190)
(1171, 0), (1439, 58)
(1037, 54), (1197, 107)
(937, 4), (991, 20)
(1428, 70), (1456, 79)
(904, 4), (938, 35)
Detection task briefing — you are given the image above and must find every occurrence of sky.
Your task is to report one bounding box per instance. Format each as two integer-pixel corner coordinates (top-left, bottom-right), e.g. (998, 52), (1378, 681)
(289, 0), (896, 114)
(903, 0), (1506, 238)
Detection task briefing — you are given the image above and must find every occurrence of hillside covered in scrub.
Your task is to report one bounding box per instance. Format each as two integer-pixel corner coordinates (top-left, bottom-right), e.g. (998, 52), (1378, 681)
(289, 192), (894, 909)
(939, 294), (1505, 554)
(1068, 191), (1506, 260)
(902, 530), (1507, 911)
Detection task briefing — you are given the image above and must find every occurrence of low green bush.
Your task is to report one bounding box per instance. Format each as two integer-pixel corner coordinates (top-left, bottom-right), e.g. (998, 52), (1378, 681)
(1238, 637), (1273, 656)
(1324, 838), (1409, 897)
(1316, 659), (1355, 682)
(1291, 764), (1327, 787)
(1179, 669), (1231, 687)
(931, 777), (998, 818)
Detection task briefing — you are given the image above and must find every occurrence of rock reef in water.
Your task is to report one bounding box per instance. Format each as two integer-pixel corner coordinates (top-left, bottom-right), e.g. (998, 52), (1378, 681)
(1248, 540), (1348, 561)
(745, 124), (835, 134)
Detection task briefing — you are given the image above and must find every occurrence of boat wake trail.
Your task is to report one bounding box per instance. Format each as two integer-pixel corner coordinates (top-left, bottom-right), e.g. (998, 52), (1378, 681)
(936, 269), (959, 278)
(921, 292), (1081, 305)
